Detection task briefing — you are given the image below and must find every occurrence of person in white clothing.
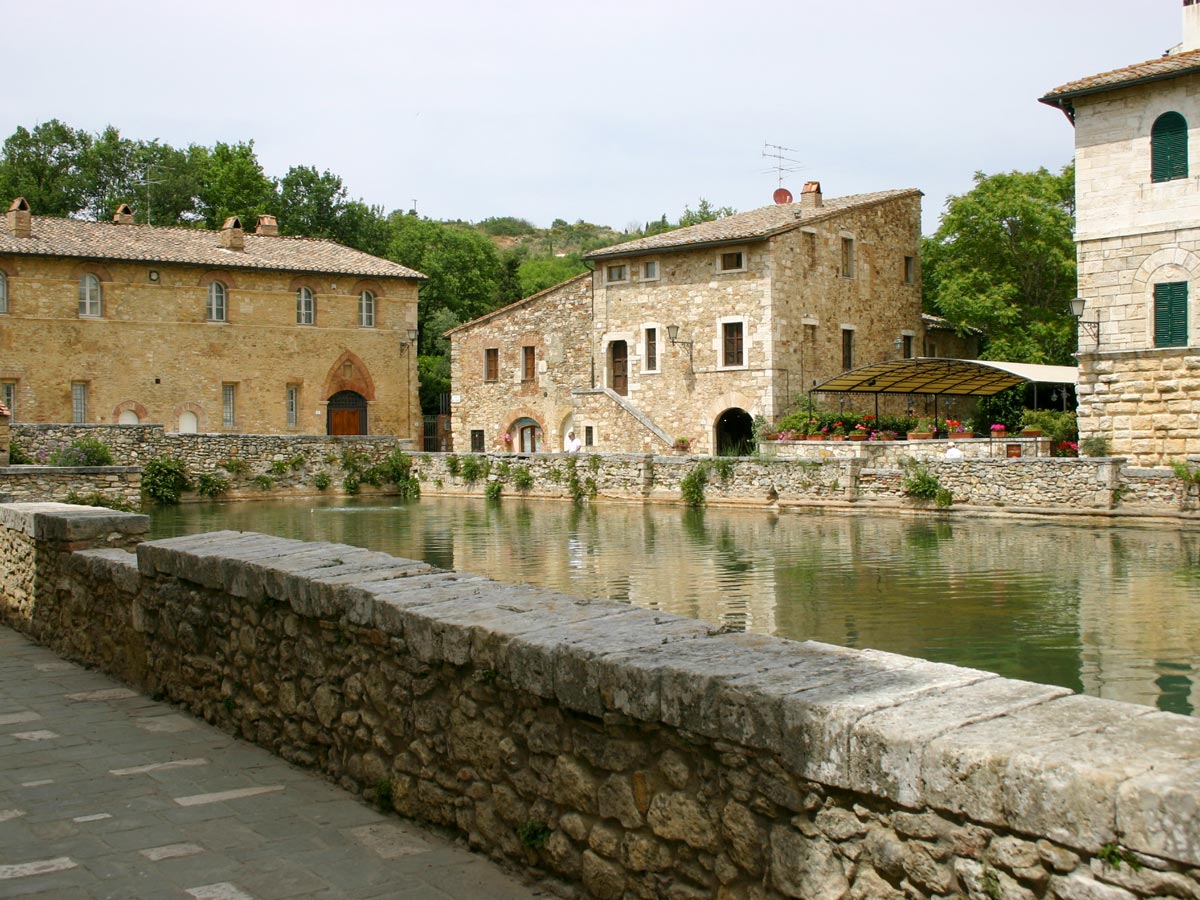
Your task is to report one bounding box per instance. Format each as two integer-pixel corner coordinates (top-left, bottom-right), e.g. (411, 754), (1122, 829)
(944, 441), (964, 461)
(564, 430), (582, 453)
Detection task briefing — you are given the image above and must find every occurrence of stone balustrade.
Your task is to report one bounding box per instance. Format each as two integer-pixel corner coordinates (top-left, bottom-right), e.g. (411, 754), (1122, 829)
(2, 501), (1198, 900)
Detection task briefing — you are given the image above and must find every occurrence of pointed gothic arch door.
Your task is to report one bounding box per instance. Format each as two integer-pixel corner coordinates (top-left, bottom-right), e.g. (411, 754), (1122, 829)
(327, 390), (367, 435)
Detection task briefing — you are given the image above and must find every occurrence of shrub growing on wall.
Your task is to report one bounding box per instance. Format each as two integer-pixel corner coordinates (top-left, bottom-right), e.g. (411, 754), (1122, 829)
(48, 436), (114, 467)
(142, 457), (192, 504)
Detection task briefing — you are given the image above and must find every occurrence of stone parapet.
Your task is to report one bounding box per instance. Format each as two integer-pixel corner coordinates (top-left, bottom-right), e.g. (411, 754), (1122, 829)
(1, 502), (1197, 899)
(0, 465), (142, 507)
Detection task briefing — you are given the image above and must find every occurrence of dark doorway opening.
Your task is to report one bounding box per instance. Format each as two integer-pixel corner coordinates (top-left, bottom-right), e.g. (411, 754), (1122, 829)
(610, 340), (628, 396)
(715, 407), (754, 455)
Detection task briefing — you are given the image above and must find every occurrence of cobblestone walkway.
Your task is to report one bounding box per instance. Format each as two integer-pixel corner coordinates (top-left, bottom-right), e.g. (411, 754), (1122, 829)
(0, 626), (545, 900)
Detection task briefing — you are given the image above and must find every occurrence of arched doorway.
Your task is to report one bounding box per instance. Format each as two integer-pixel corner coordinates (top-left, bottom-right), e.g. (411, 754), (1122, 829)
(512, 416), (543, 452)
(178, 411), (199, 433)
(327, 390), (367, 435)
(610, 340), (628, 396)
(715, 408), (754, 456)
(117, 409), (140, 425)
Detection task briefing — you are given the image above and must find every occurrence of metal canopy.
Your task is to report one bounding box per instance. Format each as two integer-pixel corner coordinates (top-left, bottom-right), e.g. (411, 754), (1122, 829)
(811, 358), (1079, 397)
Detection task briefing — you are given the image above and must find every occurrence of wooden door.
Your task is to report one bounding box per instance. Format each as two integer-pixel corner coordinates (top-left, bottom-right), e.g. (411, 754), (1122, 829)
(330, 408), (361, 435)
(611, 340), (628, 396)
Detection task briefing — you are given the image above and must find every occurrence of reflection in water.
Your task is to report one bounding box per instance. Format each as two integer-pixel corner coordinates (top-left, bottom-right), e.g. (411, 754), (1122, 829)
(150, 496), (1200, 716)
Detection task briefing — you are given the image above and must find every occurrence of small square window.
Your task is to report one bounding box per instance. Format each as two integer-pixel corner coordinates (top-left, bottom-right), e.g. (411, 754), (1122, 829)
(641, 260), (658, 280)
(484, 348), (499, 382)
(719, 251), (744, 272)
(470, 429), (485, 452)
(841, 239), (855, 278)
(606, 264), (628, 283)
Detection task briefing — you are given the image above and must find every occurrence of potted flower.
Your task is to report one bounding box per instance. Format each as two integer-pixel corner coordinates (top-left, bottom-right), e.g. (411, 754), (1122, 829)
(990, 423), (1008, 438)
(672, 437), (692, 453)
(944, 419), (969, 437)
(874, 430), (898, 441)
(907, 420), (935, 440)
(805, 418), (824, 441)
(828, 421), (847, 441)
(849, 423), (871, 441)
(1019, 424), (1043, 437)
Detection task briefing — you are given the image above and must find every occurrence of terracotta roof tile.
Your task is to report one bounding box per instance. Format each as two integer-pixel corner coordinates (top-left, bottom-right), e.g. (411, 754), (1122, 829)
(0, 215), (425, 280)
(1041, 48), (1200, 108)
(584, 189), (921, 260)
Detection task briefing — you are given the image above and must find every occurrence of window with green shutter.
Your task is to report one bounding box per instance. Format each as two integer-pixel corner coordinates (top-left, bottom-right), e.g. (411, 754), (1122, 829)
(1152, 112), (1188, 183)
(1154, 281), (1188, 347)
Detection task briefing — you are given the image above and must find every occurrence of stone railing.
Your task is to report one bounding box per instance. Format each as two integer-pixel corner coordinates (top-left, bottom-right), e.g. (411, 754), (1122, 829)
(2, 501), (1197, 900)
(763, 435), (1051, 463)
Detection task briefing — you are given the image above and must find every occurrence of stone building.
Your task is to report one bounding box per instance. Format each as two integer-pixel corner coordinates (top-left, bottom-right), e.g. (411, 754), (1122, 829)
(1041, 1), (1200, 464)
(449, 185), (924, 454)
(0, 199), (424, 438)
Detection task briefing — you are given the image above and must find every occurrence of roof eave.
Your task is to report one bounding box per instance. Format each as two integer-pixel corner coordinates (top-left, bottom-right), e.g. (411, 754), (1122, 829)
(584, 233), (772, 262)
(1040, 62), (1200, 122)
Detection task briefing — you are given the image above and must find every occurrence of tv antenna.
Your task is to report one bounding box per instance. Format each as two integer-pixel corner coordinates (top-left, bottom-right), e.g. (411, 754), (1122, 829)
(132, 164), (167, 225)
(761, 142), (802, 188)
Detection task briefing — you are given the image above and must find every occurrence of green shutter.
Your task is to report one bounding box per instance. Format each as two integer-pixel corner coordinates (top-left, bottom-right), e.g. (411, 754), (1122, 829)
(1152, 112), (1189, 182)
(1154, 281), (1188, 347)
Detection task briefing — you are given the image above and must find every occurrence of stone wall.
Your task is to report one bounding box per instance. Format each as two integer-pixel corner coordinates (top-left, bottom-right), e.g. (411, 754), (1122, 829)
(763, 436), (1050, 465)
(1, 502), (1198, 900)
(0, 465), (141, 507)
(1077, 349), (1200, 465)
(0, 250), (420, 437)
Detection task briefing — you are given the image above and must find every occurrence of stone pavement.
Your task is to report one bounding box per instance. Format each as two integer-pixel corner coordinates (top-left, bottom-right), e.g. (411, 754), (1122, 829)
(0, 625), (547, 900)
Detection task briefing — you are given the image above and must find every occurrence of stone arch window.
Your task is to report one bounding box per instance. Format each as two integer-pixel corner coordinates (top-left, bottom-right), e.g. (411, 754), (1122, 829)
(359, 290), (375, 327)
(1152, 111), (1189, 183)
(207, 281), (227, 321)
(297, 286), (316, 325)
(79, 273), (102, 317)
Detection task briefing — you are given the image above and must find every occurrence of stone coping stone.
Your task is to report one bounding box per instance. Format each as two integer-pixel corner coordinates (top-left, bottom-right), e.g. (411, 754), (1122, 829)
(0, 465), (142, 474)
(0, 502), (149, 540)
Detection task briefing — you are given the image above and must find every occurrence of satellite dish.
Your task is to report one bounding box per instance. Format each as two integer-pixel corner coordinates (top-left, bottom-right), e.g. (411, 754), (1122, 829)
(773, 188), (793, 205)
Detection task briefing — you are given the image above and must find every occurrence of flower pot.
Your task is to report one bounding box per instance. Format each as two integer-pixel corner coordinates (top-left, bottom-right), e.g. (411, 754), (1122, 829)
(807, 434), (825, 441)
(848, 433), (869, 441)
(907, 432), (934, 440)
(991, 431), (1007, 439)
(1020, 429), (1042, 438)
(829, 435), (846, 442)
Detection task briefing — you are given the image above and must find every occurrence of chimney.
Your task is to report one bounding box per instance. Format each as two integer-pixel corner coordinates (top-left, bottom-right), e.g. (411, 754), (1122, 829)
(112, 203), (134, 225)
(6, 197), (31, 238)
(800, 181), (823, 210)
(219, 215), (245, 251)
(255, 214), (279, 237)
(1185, 0), (1200, 52)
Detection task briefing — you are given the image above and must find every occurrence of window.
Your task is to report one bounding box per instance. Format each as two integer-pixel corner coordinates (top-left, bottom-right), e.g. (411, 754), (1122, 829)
(584, 426), (594, 447)
(206, 281), (227, 321)
(79, 274), (102, 317)
(222, 383), (236, 427)
(296, 287), (315, 325)
(71, 382), (87, 423)
(641, 260), (658, 280)
(722, 322), (744, 367)
(1152, 112), (1189, 183)
(925, 339), (938, 358)
(484, 348), (499, 382)
(719, 251), (744, 272)
(0, 271), (7, 314)
(606, 264), (628, 283)
(842, 328), (854, 370)
(2, 382), (15, 420)
(902, 334), (914, 359)
(359, 290), (375, 327)
(287, 385), (299, 428)
(645, 327), (658, 372)
(904, 256), (916, 285)
(522, 346), (535, 381)
(470, 429), (485, 452)
(1154, 281), (1189, 347)
(841, 238), (855, 278)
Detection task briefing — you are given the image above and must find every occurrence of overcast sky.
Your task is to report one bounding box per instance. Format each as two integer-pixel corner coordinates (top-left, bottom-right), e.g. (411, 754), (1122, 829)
(1, 1), (1181, 234)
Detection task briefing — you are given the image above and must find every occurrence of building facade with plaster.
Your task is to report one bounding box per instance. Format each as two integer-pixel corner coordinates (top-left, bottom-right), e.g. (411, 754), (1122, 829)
(449, 185), (925, 455)
(1042, 1), (1200, 464)
(0, 200), (424, 438)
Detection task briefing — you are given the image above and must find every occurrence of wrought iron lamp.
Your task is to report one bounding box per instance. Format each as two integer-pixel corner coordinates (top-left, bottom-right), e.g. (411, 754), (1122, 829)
(666, 324), (693, 365)
(399, 327), (419, 354)
(1069, 296), (1100, 346)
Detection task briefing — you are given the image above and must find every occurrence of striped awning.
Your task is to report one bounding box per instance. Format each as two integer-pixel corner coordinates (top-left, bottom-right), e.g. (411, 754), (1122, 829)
(811, 358), (1079, 397)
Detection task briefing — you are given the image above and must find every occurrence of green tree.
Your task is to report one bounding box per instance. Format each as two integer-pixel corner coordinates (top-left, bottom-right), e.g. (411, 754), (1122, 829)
(275, 164), (349, 239)
(678, 197), (736, 227)
(518, 254), (588, 296)
(196, 141), (275, 229)
(922, 165), (1077, 364)
(0, 120), (92, 216)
